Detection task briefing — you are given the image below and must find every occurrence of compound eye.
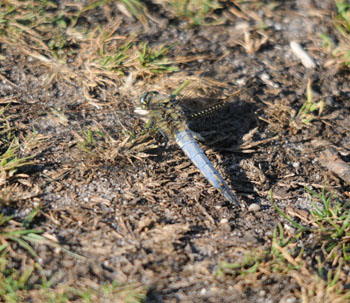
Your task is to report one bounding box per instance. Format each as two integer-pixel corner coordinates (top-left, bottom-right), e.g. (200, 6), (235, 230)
(139, 91), (159, 109)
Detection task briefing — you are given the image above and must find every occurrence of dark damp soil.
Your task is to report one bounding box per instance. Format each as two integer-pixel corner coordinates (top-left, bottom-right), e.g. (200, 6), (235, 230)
(1, 0), (350, 302)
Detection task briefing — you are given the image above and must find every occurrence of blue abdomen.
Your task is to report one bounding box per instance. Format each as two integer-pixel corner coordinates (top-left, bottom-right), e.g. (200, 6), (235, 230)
(175, 129), (239, 206)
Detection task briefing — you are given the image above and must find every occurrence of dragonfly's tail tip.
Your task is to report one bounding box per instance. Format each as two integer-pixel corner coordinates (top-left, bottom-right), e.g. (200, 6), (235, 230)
(223, 191), (240, 207)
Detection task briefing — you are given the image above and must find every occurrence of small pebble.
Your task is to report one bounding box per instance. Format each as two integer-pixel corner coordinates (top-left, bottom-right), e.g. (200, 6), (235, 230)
(292, 162), (300, 168)
(248, 203), (260, 212)
(290, 41), (316, 69)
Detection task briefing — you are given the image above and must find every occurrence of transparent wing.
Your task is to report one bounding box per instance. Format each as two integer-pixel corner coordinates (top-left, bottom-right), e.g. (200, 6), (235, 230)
(173, 77), (258, 119)
(171, 77), (229, 118)
(180, 96), (228, 119)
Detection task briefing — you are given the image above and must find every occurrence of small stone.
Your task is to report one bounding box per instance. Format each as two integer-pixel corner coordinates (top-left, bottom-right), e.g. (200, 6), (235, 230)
(259, 290), (266, 296)
(290, 41), (316, 68)
(248, 203), (260, 212)
(292, 162), (300, 168)
(220, 218), (228, 224)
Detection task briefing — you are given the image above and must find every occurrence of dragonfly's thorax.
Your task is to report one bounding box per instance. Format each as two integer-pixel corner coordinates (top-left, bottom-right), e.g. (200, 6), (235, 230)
(140, 91), (188, 138)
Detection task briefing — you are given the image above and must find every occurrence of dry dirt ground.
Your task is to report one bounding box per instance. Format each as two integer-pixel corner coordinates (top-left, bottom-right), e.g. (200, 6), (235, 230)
(1, 0), (350, 302)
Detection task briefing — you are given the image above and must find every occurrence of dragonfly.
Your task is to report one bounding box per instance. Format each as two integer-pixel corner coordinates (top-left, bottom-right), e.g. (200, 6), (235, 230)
(135, 80), (240, 206)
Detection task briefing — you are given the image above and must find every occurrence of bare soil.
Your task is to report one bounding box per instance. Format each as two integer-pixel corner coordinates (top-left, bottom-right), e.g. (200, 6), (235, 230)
(1, 1), (350, 302)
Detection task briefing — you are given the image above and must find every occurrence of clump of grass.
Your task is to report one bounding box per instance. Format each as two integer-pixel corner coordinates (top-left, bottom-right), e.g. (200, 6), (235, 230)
(156, 0), (224, 26)
(119, 0), (148, 27)
(136, 42), (179, 74)
(320, 0), (350, 67)
(0, 105), (50, 204)
(304, 188), (350, 259)
(0, 107), (35, 184)
(0, 140), (34, 181)
(217, 188), (350, 302)
(215, 251), (264, 278)
(91, 32), (181, 77)
(296, 79), (324, 125)
(99, 40), (133, 73)
(74, 125), (133, 162)
(0, 208), (43, 257)
(0, 208), (59, 303)
(0, 104), (14, 144)
(64, 281), (146, 303)
(76, 127), (106, 155)
(335, 0), (350, 32)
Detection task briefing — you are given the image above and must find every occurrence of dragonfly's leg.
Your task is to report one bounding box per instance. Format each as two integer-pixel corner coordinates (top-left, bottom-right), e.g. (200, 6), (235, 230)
(127, 119), (156, 150)
(130, 118), (153, 138)
(157, 129), (169, 155)
(190, 130), (205, 142)
(142, 118), (155, 134)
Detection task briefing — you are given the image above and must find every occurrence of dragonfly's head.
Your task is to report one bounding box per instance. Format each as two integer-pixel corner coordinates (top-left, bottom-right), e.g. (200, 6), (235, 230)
(139, 91), (159, 110)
